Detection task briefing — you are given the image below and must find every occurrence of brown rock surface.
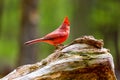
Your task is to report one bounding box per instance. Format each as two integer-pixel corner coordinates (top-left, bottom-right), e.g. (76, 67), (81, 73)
(1, 36), (116, 80)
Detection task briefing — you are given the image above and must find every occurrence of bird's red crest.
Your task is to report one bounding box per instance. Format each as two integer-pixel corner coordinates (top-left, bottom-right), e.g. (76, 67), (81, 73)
(63, 16), (70, 26)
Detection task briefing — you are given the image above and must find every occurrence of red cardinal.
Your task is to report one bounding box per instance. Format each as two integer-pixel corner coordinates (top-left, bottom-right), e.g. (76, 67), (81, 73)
(25, 16), (70, 47)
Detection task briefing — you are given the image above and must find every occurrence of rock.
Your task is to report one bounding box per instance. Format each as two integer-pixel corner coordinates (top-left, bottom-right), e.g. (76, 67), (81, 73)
(1, 36), (117, 80)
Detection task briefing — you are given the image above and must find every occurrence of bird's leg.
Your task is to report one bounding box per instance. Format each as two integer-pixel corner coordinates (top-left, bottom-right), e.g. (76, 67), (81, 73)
(55, 44), (64, 50)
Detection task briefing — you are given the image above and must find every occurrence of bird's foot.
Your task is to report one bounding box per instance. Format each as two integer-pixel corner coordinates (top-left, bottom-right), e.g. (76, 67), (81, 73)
(53, 44), (64, 52)
(55, 44), (64, 49)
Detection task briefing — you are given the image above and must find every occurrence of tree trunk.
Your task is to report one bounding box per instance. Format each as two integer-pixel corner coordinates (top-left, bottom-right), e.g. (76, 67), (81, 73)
(72, 0), (97, 38)
(18, 0), (39, 65)
(113, 30), (120, 79)
(0, 0), (4, 37)
(1, 36), (117, 80)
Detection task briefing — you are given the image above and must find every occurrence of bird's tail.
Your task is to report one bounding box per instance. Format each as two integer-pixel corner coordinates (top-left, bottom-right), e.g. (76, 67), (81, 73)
(24, 38), (44, 45)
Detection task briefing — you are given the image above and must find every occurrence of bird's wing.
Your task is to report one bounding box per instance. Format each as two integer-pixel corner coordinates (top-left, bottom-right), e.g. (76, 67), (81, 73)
(43, 31), (66, 40)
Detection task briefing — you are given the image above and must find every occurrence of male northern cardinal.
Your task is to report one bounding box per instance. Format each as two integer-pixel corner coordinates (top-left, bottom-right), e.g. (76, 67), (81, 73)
(25, 16), (70, 47)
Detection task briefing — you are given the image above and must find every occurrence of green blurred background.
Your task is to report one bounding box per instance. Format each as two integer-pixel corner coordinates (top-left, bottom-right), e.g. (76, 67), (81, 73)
(0, 0), (120, 79)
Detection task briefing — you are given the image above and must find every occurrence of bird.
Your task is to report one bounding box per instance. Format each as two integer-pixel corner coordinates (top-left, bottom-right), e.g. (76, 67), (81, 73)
(25, 16), (70, 48)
